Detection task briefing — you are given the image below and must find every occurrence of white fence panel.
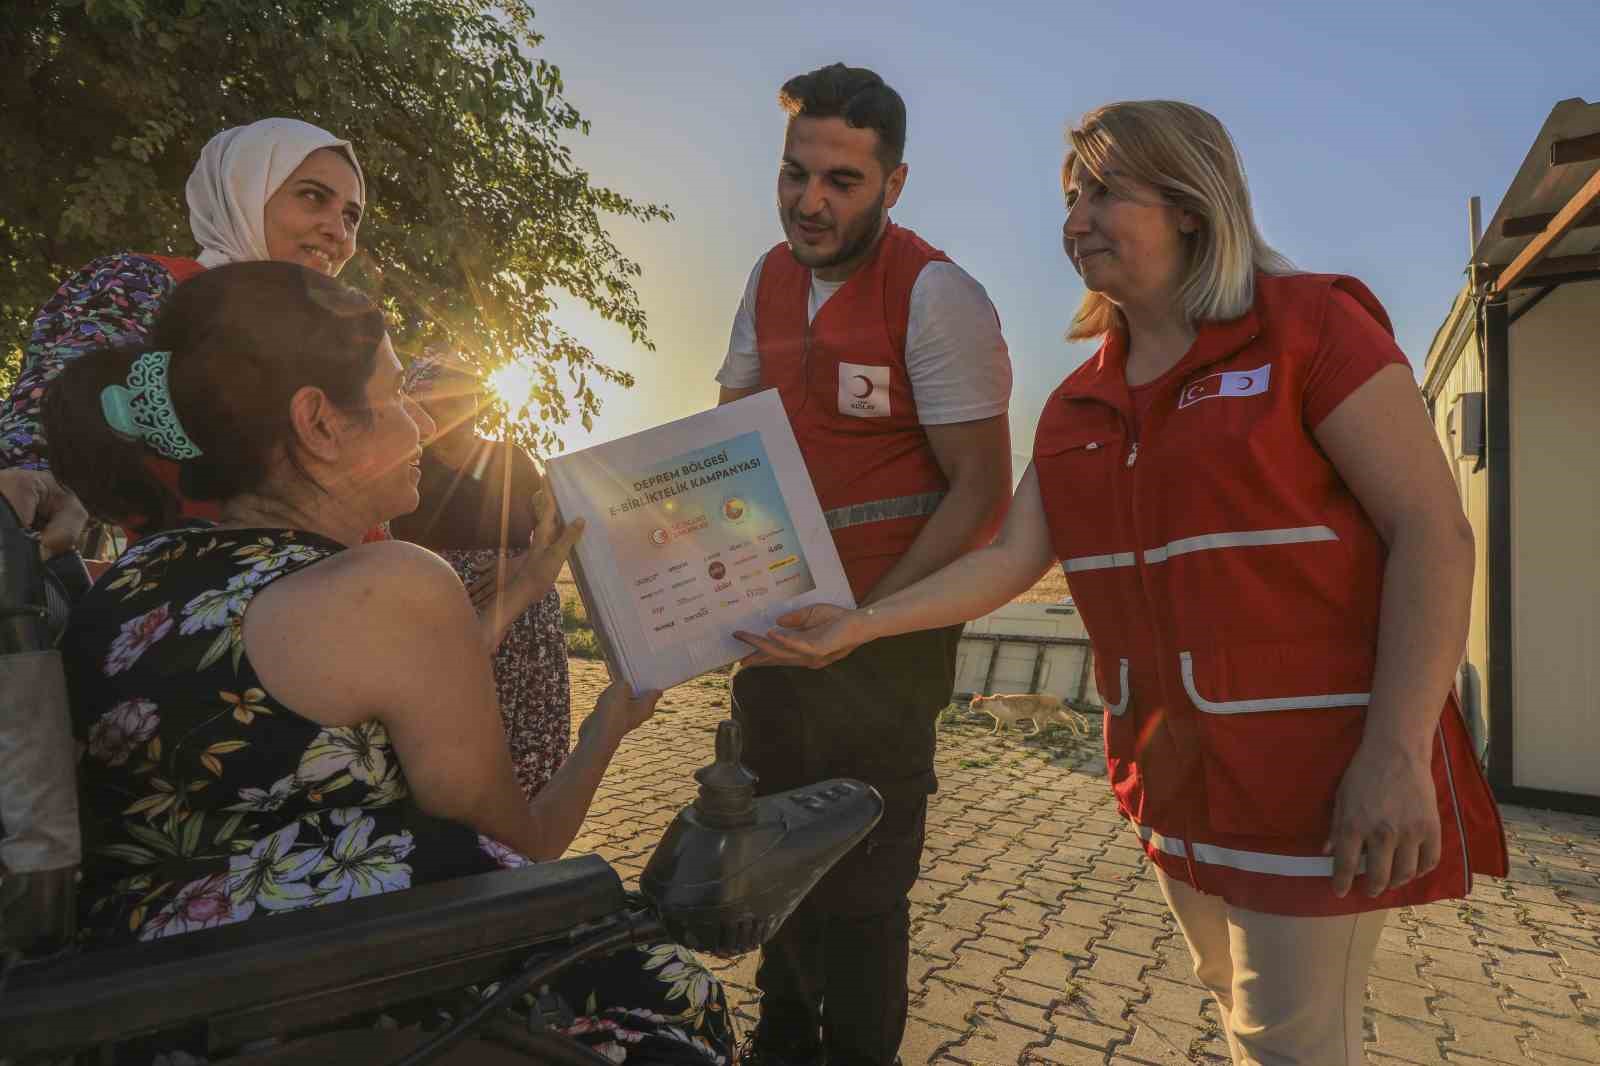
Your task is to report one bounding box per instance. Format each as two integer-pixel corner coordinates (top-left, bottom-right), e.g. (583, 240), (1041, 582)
(954, 602), (1102, 710)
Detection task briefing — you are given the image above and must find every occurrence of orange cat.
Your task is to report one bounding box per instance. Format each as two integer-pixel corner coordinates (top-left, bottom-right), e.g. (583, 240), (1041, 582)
(968, 693), (1085, 736)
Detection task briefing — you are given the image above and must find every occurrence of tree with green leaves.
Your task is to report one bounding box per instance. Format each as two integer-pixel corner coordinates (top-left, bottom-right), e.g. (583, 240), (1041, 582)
(1, 0), (669, 452)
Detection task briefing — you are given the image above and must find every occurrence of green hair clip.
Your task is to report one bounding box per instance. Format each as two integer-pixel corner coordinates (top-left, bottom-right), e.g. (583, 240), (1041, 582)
(99, 350), (203, 461)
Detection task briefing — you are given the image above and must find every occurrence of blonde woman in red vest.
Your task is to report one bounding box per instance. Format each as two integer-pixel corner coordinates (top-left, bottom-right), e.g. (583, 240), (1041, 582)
(739, 99), (1508, 1066)
(717, 64), (1014, 1066)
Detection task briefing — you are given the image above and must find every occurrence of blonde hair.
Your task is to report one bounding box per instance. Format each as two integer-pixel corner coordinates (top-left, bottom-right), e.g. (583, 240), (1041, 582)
(1063, 100), (1293, 340)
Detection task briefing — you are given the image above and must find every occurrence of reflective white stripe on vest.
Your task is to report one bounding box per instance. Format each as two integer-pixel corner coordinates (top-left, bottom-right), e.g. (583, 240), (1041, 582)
(1105, 658), (1130, 717)
(1436, 721), (1472, 897)
(1135, 824), (1361, 878)
(1060, 525), (1339, 574)
(824, 491), (946, 532)
(1179, 651), (1370, 715)
(1143, 525), (1338, 564)
(1061, 552), (1136, 575)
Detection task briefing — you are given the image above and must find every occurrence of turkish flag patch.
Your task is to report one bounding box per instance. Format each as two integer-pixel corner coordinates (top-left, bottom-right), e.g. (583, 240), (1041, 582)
(1178, 364), (1271, 410)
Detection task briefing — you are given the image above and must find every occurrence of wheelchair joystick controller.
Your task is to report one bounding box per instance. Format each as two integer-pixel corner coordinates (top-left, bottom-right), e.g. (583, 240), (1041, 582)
(689, 716), (759, 827)
(640, 718), (882, 957)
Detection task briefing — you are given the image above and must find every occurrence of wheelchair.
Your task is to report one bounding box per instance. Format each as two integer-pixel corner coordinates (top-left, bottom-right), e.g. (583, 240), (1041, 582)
(0, 503), (882, 1065)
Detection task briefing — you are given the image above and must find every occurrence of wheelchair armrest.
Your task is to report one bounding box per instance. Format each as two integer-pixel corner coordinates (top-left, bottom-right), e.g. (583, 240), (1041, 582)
(1, 854), (627, 1057)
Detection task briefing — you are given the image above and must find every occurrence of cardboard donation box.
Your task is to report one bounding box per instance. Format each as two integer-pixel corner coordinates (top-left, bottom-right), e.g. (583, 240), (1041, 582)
(546, 390), (855, 693)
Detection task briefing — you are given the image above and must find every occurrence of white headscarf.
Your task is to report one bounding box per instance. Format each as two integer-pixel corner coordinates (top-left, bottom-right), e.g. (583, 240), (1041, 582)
(185, 118), (365, 269)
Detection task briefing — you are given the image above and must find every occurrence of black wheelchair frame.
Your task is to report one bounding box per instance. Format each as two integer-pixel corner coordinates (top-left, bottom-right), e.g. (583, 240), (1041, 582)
(0, 503), (883, 1065)
(3, 856), (651, 1064)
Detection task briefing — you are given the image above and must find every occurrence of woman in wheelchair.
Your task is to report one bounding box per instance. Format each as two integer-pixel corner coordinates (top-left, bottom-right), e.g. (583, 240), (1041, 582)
(41, 261), (733, 1064)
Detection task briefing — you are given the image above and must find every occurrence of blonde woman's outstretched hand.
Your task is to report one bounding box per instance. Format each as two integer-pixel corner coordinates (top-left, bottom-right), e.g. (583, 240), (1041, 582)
(735, 603), (866, 669)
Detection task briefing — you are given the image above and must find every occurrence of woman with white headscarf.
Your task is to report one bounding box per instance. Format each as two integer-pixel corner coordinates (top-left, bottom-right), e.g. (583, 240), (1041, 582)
(0, 118), (365, 535)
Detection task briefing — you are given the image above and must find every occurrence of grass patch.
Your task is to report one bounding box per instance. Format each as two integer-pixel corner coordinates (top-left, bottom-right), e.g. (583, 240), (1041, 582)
(560, 594), (588, 629)
(560, 592), (604, 660)
(564, 627), (605, 661)
(1188, 1020), (1225, 1062)
(938, 702), (993, 733)
(1036, 721), (1090, 743)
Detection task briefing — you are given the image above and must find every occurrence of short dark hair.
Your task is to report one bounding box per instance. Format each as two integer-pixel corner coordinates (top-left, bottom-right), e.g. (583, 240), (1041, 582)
(45, 261), (386, 528)
(779, 63), (906, 171)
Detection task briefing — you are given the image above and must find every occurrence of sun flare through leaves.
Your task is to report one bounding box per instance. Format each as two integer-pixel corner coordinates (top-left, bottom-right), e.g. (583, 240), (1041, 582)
(488, 360), (539, 415)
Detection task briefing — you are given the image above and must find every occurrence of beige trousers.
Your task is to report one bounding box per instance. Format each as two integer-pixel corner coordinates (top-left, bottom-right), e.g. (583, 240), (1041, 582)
(1157, 869), (1387, 1066)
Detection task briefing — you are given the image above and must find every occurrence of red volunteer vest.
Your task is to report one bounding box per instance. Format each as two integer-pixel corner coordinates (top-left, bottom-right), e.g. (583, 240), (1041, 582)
(147, 255), (206, 284)
(754, 223), (952, 601)
(1032, 273), (1507, 916)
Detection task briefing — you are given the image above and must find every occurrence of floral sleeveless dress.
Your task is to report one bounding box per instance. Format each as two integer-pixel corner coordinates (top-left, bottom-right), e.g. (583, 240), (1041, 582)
(65, 526), (730, 1063)
(442, 554), (570, 799)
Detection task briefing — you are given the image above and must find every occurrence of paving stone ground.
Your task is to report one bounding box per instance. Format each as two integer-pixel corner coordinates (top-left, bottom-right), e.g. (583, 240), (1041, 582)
(565, 660), (1600, 1065)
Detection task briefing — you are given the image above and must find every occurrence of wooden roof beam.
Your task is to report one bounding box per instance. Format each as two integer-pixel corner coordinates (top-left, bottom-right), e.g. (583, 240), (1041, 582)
(1501, 203), (1600, 239)
(1491, 166), (1600, 294)
(1481, 253), (1600, 288)
(1550, 131), (1600, 166)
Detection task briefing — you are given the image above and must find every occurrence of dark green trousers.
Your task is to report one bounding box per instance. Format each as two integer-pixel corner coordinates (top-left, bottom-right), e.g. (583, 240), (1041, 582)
(731, 624), (962, 1066)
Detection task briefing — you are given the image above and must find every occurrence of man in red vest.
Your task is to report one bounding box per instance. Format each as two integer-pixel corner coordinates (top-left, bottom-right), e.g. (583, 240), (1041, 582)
(718, 63), (1013, 1066)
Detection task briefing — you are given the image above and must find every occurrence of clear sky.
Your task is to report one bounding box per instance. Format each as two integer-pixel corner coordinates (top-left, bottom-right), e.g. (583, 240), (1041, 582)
(526, 0), (1595, 469)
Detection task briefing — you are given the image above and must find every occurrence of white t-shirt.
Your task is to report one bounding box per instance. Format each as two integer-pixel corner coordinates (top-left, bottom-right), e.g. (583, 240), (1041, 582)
(716, 252), (1012, 426)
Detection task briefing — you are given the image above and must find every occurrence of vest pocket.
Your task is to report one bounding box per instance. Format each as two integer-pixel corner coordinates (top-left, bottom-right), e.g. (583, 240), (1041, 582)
(1094, 655), (1144, 823)
(1035, 418), (1126, 571)
(1181, 644), (1372, 839)
(1034, 422), (1120, 467)
(1099, 657), (1131, 717)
